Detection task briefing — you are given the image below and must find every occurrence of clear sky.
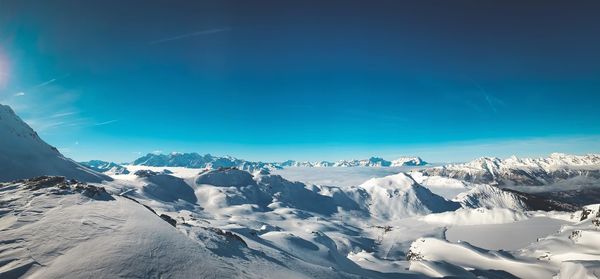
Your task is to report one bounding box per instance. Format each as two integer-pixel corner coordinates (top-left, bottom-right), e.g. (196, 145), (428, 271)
(0, 0), (599, 163)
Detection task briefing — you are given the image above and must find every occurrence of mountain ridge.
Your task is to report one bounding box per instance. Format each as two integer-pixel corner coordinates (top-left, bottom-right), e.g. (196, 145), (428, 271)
(131, 152), (427, 170)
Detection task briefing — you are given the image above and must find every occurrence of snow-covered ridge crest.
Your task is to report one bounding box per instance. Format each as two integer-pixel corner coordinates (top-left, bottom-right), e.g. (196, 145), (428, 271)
(420, 153), (600, 186)
(80, 160), (130, 175)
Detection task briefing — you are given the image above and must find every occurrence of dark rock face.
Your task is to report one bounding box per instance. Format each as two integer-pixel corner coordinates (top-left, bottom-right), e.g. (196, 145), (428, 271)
(134, 169), (160, 177)
(23, 176), (68, 190)
(160, 214), (177, 227)
(207, 228), (248, 247)
(134, 169), (174, 177)
(501, 188), (579, 212)
(533, 188), (600, 207)
(17, 176), (114, 200)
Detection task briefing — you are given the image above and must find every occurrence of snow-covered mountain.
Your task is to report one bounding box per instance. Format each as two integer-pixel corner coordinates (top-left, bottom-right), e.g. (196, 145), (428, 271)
(80, 160), (130, 175)
(420, 153), (600, 186)
(132, 152), (279, 172)
(279, 160), (335, 167)
(0, 104), (109, 183)
(356, 173), (460, 220)
(331, 156), (427, 167)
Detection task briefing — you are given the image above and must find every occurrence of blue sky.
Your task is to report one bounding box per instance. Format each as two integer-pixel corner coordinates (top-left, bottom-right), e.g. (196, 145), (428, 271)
(0, 0), (599, 163)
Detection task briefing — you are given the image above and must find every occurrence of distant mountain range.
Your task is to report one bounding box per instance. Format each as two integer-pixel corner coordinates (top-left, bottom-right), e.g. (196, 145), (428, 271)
(420, 153), (600, 186)
(130, 152), (428, 171)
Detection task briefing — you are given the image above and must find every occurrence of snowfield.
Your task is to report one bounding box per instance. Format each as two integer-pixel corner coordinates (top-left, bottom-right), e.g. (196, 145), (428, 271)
(2, 103), (600, 278)
(3, 165), (597, 278)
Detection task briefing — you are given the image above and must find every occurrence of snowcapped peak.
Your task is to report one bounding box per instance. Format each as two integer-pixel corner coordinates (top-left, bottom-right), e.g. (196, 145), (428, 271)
(357, 172), (459, 219)
(359, 172), (417, 191)
(391, 156), (427, 166)
(549, 152), (567, 158)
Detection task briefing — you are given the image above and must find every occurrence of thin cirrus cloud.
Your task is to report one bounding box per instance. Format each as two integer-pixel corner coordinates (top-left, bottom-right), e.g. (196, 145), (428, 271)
(94, 119), (118, 126)
(148, 28), (230, 45)
(50, 111), (77, 118)
(32, 78), (57, 88)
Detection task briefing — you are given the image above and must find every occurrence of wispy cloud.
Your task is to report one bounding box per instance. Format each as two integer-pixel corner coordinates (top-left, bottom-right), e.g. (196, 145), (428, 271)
(94, 119), (118, 126)
(14, 92), (25, 96)
(50, 111), (77, 118)
(484, 93), (504, 113)
(32, 78), (57, 88)
(31, 74), (70, 90)
(149, 28), (230, 45)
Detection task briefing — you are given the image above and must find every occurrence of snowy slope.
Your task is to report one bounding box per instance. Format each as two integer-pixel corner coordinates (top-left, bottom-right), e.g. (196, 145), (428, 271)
(421, 153), (600, 186)
(0, 176), (376, 279)
(0, 177), (237, 278)
(0, 104), (109, 183)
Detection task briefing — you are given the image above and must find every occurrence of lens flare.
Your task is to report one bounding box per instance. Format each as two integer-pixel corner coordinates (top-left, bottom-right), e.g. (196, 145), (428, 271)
(0, 48), (8, 88)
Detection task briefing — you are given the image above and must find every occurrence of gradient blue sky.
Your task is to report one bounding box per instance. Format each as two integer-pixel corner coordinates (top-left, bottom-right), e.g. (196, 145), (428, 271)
(0, 0), (599, 162)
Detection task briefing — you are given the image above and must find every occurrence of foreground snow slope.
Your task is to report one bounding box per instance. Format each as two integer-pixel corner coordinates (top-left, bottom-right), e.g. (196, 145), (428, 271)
(0, 104), (109, 183)
(0, 176), (375, 279)
(0, 177), (236, 278)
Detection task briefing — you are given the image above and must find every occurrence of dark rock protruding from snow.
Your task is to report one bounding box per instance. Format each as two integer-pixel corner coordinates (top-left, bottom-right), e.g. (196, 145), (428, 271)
(196, 168), (256, 187)
(160, 214), (177, 227)
(20, 176), (113, 200)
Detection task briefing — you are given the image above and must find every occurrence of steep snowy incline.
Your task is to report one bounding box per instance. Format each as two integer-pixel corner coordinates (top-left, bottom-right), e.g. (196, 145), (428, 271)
(0, 104), (109, 183)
